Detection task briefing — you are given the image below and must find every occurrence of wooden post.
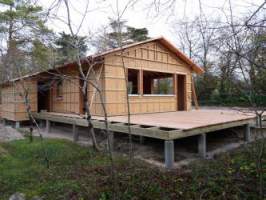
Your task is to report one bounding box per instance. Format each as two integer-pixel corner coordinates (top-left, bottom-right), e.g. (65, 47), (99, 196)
(72, 124), (79, 142)
(164, 140), (174, 169)
(15, 121), (20, 129)
(198, 134), (207, 158)
(244, 124), (251, 142)
(139, 69), (143, 95)
(46, 120), (50, 133)
(173, 74), (177, 95)
(191, 77), (199, 110)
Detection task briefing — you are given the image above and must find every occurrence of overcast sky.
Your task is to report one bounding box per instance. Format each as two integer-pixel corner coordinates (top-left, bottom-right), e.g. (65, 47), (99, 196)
(40, 0), (264, 46)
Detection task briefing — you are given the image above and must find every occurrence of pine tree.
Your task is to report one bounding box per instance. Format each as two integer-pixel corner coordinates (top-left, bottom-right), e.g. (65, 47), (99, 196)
(54, 32), (88, 64)
(0, 0), (52, 79)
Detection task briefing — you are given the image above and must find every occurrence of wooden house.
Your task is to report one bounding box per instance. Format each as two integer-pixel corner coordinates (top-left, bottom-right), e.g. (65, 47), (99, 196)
(0, 37), (203, 123)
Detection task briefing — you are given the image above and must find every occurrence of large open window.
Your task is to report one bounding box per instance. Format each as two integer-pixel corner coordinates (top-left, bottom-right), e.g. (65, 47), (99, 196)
(143, 70), (174, 95)
(127, 69), (139, 95)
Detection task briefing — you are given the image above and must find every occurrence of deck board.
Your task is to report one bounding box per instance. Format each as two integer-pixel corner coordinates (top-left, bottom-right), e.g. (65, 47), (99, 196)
(34, 109), (256, 140)
(96, 110), (255, 130)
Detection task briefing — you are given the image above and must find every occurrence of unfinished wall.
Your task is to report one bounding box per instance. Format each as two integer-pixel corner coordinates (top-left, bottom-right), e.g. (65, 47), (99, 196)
(104, 41), (193, 116)
(48, 65), (105, 116)
(87, 65), (105, 116)
(1, 79), (37, 121)
(50, 70), (81, 114)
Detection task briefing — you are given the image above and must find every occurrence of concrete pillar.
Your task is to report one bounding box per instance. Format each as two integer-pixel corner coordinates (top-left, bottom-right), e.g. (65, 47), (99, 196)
(139, 136), (144, 144)
(164, 140), (174, 169)
(107, 131), (114, 152)
(198, 133), (207, 158)
(40, 120), (46, 128)
(244, 124), (251, 142)
(15, 121), (20, 129)
(46, 120), (51, 133)
(2, 119), (6, 126)
(72, 124), (79, 142)
(256, 116), (260, 127)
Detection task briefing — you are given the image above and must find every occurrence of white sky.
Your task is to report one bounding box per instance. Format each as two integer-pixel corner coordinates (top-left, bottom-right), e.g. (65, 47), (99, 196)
(38, 0), (266, 47)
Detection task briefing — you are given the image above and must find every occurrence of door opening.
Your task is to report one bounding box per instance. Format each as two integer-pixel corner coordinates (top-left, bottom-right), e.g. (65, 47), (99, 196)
(177, 74), (186, 111)
(37, 81), (51, 112)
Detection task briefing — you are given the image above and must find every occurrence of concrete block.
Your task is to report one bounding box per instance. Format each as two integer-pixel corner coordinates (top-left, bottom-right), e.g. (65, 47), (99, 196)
(198, 133), (207, 158)
(15, 121), (20, 129)
(139, 136), (144, 144)
(46, 120), (50, 133)
(244, 124), (251, 142)
(164, 140), (174, 169)
(72, 124), (79, 142)
(107, 131), (114, 152)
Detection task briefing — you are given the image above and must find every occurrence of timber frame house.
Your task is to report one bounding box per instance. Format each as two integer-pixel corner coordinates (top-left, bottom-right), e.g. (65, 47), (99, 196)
(0, 37), (203, 121)
(0, 37), (256, 169)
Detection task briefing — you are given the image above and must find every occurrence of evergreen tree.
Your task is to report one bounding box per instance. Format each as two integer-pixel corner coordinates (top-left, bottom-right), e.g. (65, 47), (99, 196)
(0, 0), (52, 79)
(55, 32), (88, 64)
(93, 19), (150, 52)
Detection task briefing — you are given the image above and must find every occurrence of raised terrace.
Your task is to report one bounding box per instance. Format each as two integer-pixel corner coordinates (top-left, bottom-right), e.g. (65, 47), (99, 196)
(32, 109), (256, 168)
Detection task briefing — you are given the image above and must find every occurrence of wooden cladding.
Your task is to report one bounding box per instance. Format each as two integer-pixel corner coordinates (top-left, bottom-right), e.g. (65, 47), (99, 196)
(104, 40), (193, 116)
(50, 78), (80, 114)
(1, 40), (195, 121)
(1, 79), (37, 121)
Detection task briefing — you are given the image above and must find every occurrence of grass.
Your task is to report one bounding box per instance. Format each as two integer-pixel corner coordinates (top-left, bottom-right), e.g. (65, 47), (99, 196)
(0, 137), (265, 200)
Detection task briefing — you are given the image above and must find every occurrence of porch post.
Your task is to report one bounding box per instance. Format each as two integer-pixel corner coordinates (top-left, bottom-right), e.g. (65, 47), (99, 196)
(72, 124), (79, 142)
(164, 140), (174, 169)
(46, 120), (50, 133)
(198, 133), (207, 158)
(244, 124), (251, 142)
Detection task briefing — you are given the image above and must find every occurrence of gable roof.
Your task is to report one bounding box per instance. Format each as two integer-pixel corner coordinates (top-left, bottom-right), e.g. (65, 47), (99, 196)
(94, 36), (204, 74)
(1, 37), (203, 85)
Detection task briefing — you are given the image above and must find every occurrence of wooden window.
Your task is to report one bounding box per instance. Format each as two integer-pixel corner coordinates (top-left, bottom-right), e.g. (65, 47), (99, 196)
(56, 79), (63, 99)
(143, 70), (174, 95)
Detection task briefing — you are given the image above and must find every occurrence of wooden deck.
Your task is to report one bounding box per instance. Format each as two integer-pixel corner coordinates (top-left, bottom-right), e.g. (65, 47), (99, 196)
(97, 110), (254, 130)
(33, 109), (255, 140)
(32, 109), (256, 169)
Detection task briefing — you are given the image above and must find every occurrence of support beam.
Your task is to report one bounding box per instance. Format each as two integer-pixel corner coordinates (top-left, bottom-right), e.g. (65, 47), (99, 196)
(244, 124), (251, 142)
(46, 120), (51, 133)
(198, 133), (207, 158)
(72, 124), (79, 142)
(15, 121), (20, 129)
(107, 131), (114, 152)
(164, 140), (174, 169)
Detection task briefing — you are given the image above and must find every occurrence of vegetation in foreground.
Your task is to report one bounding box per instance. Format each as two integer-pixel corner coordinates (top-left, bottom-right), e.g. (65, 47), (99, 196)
(0, 138), (265, 200)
